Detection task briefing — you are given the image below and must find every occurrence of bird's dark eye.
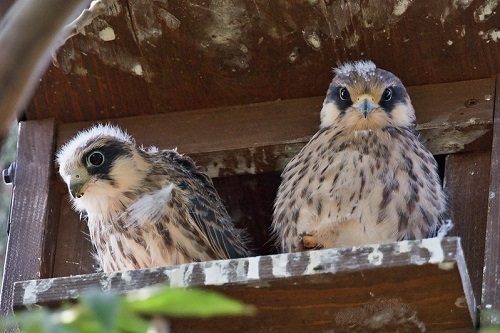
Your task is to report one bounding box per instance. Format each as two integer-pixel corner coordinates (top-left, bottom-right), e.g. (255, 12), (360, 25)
(383, 88), (392, 101)
(87, 151), (104, 167)
(339, 87), (350, 100)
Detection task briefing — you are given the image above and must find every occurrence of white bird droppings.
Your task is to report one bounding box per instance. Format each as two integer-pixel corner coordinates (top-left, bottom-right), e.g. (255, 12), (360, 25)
(132, 64), (143, 76)
(419, 238), (445, 264)
(99, 272), (118, 291)
(393, 0), (413, 16)
(438, 262), (455, 271)
(163, 265), (187, 287)
(22, 281), (38, 305)
(305, 250), (323, 274)
(367, 246), (383, 265)
(479, 29), (500, 42)
(121, 270), (132, 283)
(455, 296), (467, 308)
(474, 0), (498, 22)
(303, 31), (322, 50)
(394, 240), (411, 254)
(23, 279), (53, 305)
(272, 254), (291, 277)
(247, 256), (260, 280)
(99, 27), (116, 41)
(204, 262), (230, 285)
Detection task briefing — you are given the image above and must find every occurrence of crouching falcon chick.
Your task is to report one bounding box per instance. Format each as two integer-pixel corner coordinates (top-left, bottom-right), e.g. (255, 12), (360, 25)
(272, 60), (447, 252)
(57, 124), (251, 272)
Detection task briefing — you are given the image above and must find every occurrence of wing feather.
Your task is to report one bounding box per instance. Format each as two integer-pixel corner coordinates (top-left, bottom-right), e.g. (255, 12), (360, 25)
(163, 150), (252, 259)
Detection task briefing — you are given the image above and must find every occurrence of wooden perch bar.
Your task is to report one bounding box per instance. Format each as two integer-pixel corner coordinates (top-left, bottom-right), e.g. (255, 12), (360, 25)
(13, 237), (474, 332)
(57, 78), (495, 178)
(481, 75), (500, 319)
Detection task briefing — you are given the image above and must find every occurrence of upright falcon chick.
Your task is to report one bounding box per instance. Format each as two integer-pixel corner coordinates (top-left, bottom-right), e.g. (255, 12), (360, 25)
(272, 61), (447, 252)
(57, 124), (251, 272)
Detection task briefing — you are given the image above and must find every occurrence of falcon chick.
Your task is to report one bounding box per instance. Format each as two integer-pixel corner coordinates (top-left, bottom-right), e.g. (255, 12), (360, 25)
(272, 60), (447, 252)
(57, 124), (251, 272)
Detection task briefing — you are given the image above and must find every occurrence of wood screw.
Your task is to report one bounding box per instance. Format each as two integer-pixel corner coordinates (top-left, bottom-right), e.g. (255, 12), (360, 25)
(2, 162), (15, 185)
(464, 99), (479, 108)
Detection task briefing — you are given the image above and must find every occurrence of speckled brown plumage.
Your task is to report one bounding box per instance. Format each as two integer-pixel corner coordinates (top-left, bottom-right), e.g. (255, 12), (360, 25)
(272, 61), (448, 252)
(57, 124), (251, 272)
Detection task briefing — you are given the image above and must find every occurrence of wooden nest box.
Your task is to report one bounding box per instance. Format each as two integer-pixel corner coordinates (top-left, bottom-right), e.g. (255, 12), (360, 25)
(1, 1), (499, 331)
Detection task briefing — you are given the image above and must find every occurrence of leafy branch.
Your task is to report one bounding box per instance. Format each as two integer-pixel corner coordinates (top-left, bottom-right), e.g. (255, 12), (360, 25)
(2, 287), (255, 333)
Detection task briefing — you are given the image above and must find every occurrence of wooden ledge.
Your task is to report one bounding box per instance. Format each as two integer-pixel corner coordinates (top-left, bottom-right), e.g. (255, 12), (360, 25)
(14, 237), (475, 332)
(56, 78), (495, 178)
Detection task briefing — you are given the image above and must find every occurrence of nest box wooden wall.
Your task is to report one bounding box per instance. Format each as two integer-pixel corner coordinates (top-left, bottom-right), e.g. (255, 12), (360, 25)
(1, 0), (500, 331)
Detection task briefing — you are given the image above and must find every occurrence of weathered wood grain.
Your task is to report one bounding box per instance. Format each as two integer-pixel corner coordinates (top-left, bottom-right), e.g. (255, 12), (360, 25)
(56, 78), (495, 178)
(0, 119), (57, 315)
(23, 0), (500, 123)
(13, 237), (474, 332)
(444, 151), (491, 307)
(52, 192), (97, 278)
(481, 75), (500, 317)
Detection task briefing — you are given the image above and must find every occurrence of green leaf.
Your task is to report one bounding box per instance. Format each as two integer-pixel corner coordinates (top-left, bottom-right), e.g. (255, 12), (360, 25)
(116, 312), (150, 333)
(80, 288), (120, 332)
(479, 309), (500, 333)
(125, 287), (255, 318)
(7, 309), (71, 333)
(479, 329), (500, 333)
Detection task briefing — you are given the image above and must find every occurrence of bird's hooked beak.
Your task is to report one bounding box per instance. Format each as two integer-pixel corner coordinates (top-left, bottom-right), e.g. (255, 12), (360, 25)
(353, 94), (378, 118)
(67, 172), (91, 199)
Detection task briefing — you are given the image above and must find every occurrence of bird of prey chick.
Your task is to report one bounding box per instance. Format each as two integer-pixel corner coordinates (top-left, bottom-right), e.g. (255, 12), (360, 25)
(57, 124), (251, 272)
(272, 60), (447, 252)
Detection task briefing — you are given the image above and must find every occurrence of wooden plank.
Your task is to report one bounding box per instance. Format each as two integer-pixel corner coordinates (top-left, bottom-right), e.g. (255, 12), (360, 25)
(56, 78), (495, 178)
(23, 0), (500, 123)
(444, 151), (491, 307)
(13, 237), (474, 332)
(481, 75), (500, 315)
(0, 119), (57, 315)
(52, 193), (96, 277)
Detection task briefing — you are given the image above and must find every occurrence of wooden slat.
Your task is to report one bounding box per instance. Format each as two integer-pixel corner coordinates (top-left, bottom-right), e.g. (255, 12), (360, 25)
(56, 78), (495, 178)
(481, 75), (500, 316)
(52, 193), (96, 277)
(444, 151), (491, 306)
(13, 237), (474, 332)
(0, 119), (56, 315)
(23, 0), (500, 123)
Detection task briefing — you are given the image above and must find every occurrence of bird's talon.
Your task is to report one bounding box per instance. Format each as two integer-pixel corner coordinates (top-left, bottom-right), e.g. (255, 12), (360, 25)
(301, 234), (320, 250)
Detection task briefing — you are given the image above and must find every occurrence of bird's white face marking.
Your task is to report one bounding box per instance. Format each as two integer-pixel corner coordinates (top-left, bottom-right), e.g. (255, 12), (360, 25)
(56, 124), (150, 217)
(320, 102), (341, 126)
(320, 61), (416, 131)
